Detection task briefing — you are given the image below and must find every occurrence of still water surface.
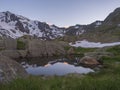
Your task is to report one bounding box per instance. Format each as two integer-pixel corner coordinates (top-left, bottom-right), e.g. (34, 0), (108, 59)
(17, 56), (94, 76)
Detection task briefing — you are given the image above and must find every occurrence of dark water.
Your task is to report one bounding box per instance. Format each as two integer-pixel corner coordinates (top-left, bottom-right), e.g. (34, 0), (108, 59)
(17, 56), (94, 76)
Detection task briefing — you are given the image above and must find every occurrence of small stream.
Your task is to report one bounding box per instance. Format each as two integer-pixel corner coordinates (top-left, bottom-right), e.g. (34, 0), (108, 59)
(17, 56), (94, 76)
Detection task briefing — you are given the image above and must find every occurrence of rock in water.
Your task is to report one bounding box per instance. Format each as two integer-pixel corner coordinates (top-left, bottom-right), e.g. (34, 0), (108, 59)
(79, 56), (100, 66)
(0, 55), (28, 83)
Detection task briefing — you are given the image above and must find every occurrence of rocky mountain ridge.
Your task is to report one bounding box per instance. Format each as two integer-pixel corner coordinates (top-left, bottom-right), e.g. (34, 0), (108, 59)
(0, 7), (120, 42)
(0, 11), (65, 39)
(0, 11), (102, 39)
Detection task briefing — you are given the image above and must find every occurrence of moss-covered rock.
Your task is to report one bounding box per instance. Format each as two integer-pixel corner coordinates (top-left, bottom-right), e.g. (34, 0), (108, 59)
(17, 40), (26, 50)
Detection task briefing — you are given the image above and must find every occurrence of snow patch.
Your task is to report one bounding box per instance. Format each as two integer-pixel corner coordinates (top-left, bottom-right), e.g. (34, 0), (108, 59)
(0, 11), (65, 39)
(76, 30), (84, 35)
(75, 26), (79, 29)
(96, 22), (102, 26)
(69, 40), (120, 48)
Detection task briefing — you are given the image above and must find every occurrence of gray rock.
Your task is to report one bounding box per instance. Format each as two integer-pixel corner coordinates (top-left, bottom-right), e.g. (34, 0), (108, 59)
(4, 38), (17, 50)
(0, 37), (17, 50)
(79, 56), (100, 66)
(0, 40), (4, 50)
(18, 50), (27, 58)
(27, 40), (66, 57)
(0, 55), (28, 83)
(0, 50), (27, 59)
(0, 50), (20, 59)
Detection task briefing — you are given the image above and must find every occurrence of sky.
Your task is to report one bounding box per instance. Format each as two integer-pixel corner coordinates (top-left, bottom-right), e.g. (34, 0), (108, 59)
(0, 0), (120, 27)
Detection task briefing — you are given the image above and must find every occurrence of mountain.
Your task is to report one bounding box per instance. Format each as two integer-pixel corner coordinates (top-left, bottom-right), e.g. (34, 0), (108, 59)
(65, 20), (102, 36)
(0, 11), (65, 39)
(0, 8), (120, 42)
(78, 7), (120, 43)
(103, 7), (120, 25)
(0, 11), (102, 39)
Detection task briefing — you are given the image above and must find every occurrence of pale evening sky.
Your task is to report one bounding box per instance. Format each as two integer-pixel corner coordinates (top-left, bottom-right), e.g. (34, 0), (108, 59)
(0, 0), (120, 27)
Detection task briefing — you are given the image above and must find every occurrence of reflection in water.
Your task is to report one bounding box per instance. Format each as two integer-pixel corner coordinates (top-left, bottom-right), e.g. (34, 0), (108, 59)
(44, 64), (51, 67)
(17, 56), (94, 76)
(63, 62), (68, 65)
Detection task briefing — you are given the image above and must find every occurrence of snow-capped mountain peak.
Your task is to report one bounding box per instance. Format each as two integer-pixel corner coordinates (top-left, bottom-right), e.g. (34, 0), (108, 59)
(0, 11), (104, 39)
(0, 11), (65, 39)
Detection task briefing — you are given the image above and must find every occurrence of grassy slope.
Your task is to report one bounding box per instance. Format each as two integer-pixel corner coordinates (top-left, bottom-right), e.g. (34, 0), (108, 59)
(1, 46), (120, 90)
(65, 46), (96, 54)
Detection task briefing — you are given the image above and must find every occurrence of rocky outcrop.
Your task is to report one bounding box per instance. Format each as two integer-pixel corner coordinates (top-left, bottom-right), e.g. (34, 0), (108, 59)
(0, 55), (28, 83)
(0, 50), (20, 59)
(0, 37), (17, 50)
(0, 39), (4, 50)
(0, 38), (69, 58)
(27, 40), (66, 57)
(79, 56), (100, 66)
(0, 50), (27, 59)
(18, 50), (28, 58)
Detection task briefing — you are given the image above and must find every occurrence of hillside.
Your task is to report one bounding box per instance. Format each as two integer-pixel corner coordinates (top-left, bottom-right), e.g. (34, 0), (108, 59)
(0, 8), (120, 42)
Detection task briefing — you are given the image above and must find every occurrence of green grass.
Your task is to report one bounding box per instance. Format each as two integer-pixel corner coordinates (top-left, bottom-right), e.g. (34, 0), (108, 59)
(1, 73), (120, 90)
(74, 47), (96, 53)
(64, 46), (71, 51)
(1, 45), (120, 90)
(106, 45), (120, 55)
(65, 46), (97, 54)
(1, 55), (120, 90)
(17, 40), (26, 50)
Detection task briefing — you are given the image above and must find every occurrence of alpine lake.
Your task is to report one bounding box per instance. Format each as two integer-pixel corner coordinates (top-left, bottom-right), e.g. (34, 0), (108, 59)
(16, 55), (95, 76)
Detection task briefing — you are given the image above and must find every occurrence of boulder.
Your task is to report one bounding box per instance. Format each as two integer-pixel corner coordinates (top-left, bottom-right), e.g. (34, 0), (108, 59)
(18, 50), (27, 58)
(0, 40), (4, 50)
(0, 50), (27, 59)
(79, 56), (100, 66)
(4, 38), (17, 50)
(0, 55), (28, 83)
(0, 50), (20, 59)
(0, 37), (17, 50)
(27, 40), (66, 57)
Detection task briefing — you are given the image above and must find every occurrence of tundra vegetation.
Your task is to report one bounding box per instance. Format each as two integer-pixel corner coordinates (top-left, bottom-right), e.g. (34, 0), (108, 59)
(0, 44), (120, 90)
